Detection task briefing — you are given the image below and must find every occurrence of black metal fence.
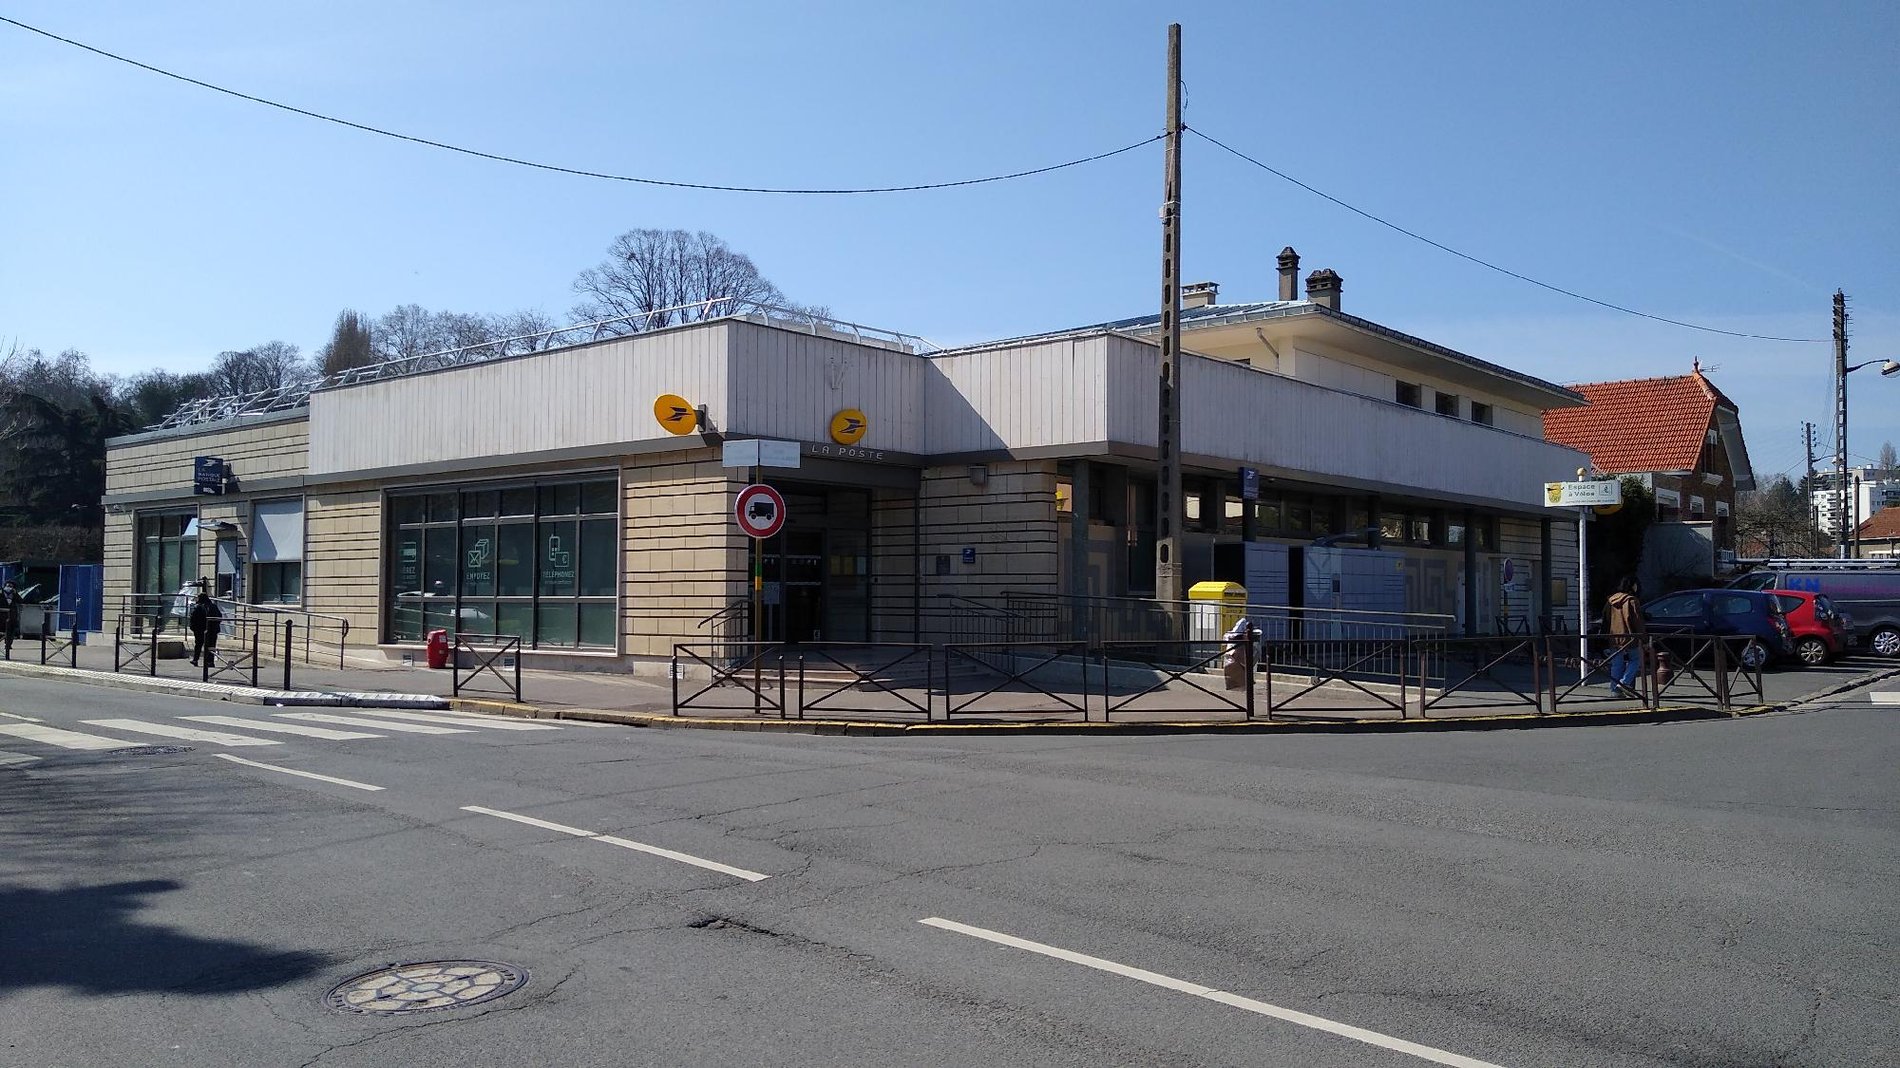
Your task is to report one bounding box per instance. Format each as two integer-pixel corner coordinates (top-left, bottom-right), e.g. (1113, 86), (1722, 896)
(669, 632), (1773, 723)
(452, 635), (523, 702)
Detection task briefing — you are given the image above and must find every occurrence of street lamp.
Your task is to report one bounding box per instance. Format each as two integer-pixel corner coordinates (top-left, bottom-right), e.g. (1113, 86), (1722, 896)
(1834, 342), (1900, 558)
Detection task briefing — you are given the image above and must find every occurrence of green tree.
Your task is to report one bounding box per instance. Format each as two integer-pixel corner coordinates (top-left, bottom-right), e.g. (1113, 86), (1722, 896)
(1587, 476), (1655, 612)
(1734, 475), (1818, 558)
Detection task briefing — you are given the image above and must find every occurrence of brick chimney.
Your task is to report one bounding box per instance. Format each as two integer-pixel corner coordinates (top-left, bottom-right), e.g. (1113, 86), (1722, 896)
(1277, 247), (1300, 301)
(1305, 268), (1342, 310)
(1181, 281), (1219, 309)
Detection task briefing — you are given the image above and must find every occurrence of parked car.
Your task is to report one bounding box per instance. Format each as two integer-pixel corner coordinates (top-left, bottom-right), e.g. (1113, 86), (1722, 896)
(1641, 588), (1793, 670)
(1765, 590), (1850, 666)
(1730, 564), (1900, 658)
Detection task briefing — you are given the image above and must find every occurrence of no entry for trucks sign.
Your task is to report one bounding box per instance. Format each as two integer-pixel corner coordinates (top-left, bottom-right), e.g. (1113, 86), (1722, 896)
(734, 484), (787, 539)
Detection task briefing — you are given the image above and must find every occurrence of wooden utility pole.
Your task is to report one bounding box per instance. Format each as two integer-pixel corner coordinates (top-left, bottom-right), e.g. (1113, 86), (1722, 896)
(1834, 291), (1850, 559)
(1155, 23), (1184, 602)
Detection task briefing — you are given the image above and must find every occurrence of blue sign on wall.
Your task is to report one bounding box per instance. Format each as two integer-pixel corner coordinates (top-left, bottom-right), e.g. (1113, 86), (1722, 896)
(1239, 466), (1260, 502)
(193, 456), (228, 495)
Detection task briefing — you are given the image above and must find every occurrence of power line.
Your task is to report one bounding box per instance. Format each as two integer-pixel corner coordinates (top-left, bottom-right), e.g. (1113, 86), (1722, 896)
(1188, 126), (1831, 344)
(0, 15), (1161, 195)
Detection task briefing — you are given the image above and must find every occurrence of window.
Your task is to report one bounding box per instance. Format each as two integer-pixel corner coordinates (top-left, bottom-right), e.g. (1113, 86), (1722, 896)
(384, 476), (618, 649)
(1470, 402), (1494, 426)
(1689, 495), (1706, 520)
(1396, 381), (1422, 408)
(1648, 594), (1702, 620)
(136, 513), (198, 599)
(249, 499), (304, 605)
(1713, 594), (1757, 617)
(1435, 392), (1459, 417)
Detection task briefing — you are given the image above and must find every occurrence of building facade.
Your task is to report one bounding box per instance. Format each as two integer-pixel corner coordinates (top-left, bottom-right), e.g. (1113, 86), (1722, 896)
(104, 261), (1591, 669)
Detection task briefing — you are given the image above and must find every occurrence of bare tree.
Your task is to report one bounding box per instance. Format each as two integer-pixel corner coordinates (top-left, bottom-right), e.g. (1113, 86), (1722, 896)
(317, 309), (377, 377)
(373, 304), (441, 362)
(571, 229), (788, 334)
(208, 341), (306, 396)
(1734, 475), (1820, 558)
(1880, 440), (1898, 477)
(486, 309), (570, 356)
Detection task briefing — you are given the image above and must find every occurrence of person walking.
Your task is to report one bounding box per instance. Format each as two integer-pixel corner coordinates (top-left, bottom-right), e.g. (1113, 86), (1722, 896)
(188, 589), (223, 667)
(1604, 575), (1647, 699)
(0, 579), (20, 659)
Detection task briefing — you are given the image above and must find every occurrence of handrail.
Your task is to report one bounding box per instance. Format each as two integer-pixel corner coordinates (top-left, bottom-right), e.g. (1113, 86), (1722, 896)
(697, 598), (750, 630)
(931, 593), (1031, 621)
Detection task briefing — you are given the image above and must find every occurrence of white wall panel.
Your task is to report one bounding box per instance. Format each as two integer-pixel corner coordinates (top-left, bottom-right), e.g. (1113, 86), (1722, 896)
(1118, 350), (1589, 510)
(924, 336), (1113, 454)
(725, 324), (927, 452)
(309, 326), (732, 475)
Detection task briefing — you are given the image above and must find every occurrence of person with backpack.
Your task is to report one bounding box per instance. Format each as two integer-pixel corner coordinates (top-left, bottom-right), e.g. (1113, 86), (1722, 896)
(1604, 575), (1647, 699)
(188, 589), (223, 667)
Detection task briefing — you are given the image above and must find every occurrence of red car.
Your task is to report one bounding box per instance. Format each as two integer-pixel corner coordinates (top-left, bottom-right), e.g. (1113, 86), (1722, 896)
(1770, 590), (1850, 666)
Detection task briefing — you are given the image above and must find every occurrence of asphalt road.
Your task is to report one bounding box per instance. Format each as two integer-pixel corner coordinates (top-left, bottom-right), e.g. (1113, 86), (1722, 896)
(1, 672), (1895, 1067)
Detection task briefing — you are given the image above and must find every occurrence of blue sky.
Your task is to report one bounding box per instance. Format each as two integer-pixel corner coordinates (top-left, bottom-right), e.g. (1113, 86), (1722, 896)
(3, 1), (1895, 485)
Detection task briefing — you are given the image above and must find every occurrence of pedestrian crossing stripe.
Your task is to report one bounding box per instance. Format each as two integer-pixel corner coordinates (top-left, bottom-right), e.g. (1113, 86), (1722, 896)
(340, 709), (559, 731)
(0, 722), (134, 750)
(1871, 692), (1899, 705)
(0, 709), (564, 753)
(83, 719), (281, 747)
(273, 712), (474, 735)
(180, 716), (383, 740)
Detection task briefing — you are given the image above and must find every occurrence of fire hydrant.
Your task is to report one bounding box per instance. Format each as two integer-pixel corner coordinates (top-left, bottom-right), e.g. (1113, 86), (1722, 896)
(425, 628), (451, 670)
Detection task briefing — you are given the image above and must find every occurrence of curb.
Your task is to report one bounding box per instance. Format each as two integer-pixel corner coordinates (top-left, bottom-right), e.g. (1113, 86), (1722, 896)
(482, 701), (1784, 737)
(0, 660), (451, 710)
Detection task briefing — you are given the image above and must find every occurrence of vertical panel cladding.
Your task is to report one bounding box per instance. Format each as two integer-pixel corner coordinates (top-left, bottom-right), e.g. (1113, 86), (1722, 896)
(724, 323), (926, 454)
(308, 324), (732, 476)
(1104, 335), (1160, 446)
(912, 460), (1061, 643)
(924, 337), (1112, 454)
(621, 448), (748, 658)
(1494, 517), (1546, 625)
(1547, 517), (1582, 615)
(1176, 353), (1589, 509)
(106, 416), (311, 496)
(304, 489), (383, 644)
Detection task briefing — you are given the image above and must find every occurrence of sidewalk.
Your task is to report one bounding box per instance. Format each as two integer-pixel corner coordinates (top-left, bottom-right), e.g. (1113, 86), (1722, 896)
(8, 634), (1883, 735)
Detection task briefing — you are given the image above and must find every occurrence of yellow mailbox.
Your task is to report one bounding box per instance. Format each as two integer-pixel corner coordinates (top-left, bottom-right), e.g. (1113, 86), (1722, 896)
(1188, 580), (1249, 640)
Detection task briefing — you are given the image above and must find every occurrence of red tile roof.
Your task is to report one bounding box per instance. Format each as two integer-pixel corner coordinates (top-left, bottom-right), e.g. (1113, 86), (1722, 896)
(1857, 506), (1900, 541)
(1541, 371), (1734, 474)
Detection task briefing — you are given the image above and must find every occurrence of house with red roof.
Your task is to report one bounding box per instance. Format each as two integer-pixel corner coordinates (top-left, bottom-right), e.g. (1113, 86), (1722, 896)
(1542, 363), (1755, 535)
(1855, 506), (1900, 559)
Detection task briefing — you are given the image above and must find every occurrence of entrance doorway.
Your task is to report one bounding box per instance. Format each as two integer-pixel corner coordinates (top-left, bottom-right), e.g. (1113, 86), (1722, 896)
(754, 485), (871, 643)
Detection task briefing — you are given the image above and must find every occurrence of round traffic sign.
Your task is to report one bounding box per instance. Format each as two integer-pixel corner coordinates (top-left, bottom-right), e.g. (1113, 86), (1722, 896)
(734, 484), (787, 539)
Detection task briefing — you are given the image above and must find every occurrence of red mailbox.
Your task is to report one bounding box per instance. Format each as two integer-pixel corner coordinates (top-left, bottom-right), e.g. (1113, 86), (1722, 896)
(426, 628), (451, 670)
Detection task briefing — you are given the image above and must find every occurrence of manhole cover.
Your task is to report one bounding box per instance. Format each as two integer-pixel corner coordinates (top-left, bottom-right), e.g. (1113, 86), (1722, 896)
(325, 961), (528, 1015)
(109, 745), (195, 757)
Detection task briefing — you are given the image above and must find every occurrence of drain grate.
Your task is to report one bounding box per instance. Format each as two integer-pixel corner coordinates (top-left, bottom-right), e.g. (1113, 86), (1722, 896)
(108, 745), (196, 757)
(325, 961), (528, 1015)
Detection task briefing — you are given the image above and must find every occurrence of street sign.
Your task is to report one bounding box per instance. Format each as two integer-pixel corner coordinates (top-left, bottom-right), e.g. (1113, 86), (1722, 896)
(653, 394), (697, 435)
(1239, 466), (1259, 501)
(734, 484), (787, 539)
(1543, 480), (1622, 508)
(721, 439), (802, 469)
(192, 456), (227, 496)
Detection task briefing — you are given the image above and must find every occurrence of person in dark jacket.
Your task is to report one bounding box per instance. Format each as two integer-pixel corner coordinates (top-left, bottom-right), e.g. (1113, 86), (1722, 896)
(0, 579), (19, 659)
(188, 590), (222, 667)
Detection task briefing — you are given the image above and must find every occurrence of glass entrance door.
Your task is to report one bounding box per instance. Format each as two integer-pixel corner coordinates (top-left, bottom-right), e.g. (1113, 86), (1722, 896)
(754, 485), (874, 644)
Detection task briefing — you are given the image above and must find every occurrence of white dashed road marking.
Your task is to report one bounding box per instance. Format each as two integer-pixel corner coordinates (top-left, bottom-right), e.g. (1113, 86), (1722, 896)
(0, 749), (42, 767)
(1871, 691), (1899, 704)
(213, 754), (385, 791)
(919, 917), (1509, 1068)
(0, 711), (44, 722)
(461, 805), (770, 882)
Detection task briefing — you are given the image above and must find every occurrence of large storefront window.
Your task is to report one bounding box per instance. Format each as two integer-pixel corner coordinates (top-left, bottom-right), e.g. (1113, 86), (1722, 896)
(385, 477), (618, 649)
(137, 513), (199, 601)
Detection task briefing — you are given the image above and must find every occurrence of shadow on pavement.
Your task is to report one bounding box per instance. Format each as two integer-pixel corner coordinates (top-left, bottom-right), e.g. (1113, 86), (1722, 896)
(0, 878), (331, 996)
